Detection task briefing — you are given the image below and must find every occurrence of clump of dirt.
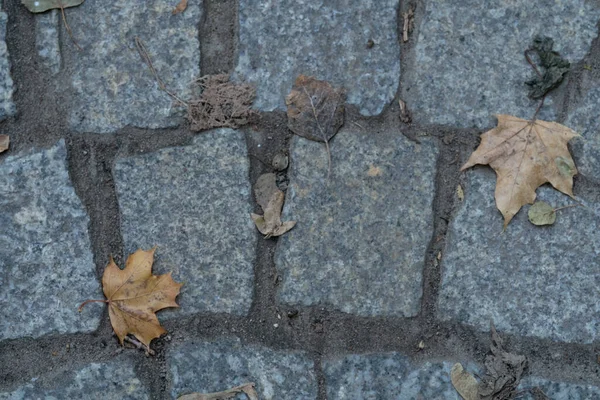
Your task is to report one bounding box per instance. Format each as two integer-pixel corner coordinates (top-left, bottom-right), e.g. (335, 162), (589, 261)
(187, 74), (257, 131)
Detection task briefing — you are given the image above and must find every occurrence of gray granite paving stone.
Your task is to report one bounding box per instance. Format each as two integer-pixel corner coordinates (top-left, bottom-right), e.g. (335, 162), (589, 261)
(67, 0), (201, 133)
(0, 10), (14, 121)
(439, 168), (600, 343)
(405, 0), (600, 129)
(0, 360), (148, 399)
(324, 355), (600, 399)
(275, 129), (437, 317)
(235, 0), (400, 116)
(35, 10), (61, 75)
(324, 355), (460, 399)
(114, 129), (255, 318)
(566, 81), (600, 182)
(168, 338), (317, 400)
(0, 140), (101, 340)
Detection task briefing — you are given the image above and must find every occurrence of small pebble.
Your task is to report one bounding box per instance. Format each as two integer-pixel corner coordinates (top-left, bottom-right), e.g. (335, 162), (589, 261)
(272, 153), (289, 171)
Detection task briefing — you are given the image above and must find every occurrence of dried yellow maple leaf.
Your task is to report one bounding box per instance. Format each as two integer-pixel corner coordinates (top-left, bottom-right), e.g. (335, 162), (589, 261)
(79, 248), (182, 350)
(461, 114), (579, 228)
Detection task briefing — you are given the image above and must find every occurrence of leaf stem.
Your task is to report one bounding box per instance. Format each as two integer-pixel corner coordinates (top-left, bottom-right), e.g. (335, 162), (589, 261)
(78, 299), (108, 312)
(553, 203), (581, 213)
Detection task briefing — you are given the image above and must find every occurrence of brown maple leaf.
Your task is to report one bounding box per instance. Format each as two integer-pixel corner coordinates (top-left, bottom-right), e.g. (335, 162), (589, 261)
(462, 115), (579, 228)
(79, 248), (182, 350)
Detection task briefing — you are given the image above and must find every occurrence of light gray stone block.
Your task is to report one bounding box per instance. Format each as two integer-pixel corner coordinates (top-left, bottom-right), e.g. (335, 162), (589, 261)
(405, 0), (600, 128)
(0, 140), (101, 340)
(235, 0), (400, 116)
(324, 356), (460, 400)
(67, 0), (201, 133)
(566, 82), (600, 182)
(439, 168), (600, 343)
(0, 361), (148, 399)
(324, 355), (600, 399)
(0, 10), (14, 121)
(35, 10), (61, 75)
(168, 338), (317, 400)
(275, 129), (438, 317)
(114, 129), (255, 318)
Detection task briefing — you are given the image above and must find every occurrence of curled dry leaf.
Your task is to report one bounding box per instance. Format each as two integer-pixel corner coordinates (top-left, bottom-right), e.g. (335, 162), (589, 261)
(251, 173), (296, 238)
(178, 382), (259, 400)
(479, 322), (528, 400)
(21, 0), (83, 13)
(461, 115), (578, 228)
(450, 363), (479, 400)
(79, 248), (182, 351)
(285, 75), (345, 143)
(172, 0), (187, 14)
(0, 135), (8, 154)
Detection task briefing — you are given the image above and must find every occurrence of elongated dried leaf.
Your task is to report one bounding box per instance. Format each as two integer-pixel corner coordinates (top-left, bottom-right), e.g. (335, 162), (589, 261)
(451, 363), (479, 400)
(528, 201), (556, 226)
(285, 75), (345, 142)
(172, 0), (187, 14)
(21, 0), (84, 13)
(251, 173), (295, 238)
(0, 135), (8, 154)
(81, 248), (182, 350)
(178, 382), (258, 400)
(461, 115), (578, 228)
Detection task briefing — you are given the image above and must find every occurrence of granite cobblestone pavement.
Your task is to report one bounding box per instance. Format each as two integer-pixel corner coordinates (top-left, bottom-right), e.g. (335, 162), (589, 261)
(2, 0), (600, 398)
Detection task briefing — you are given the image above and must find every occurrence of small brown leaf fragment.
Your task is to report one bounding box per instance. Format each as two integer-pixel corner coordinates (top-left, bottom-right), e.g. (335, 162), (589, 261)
(172, 0), (187, 14)
(79, 248), (182, 352)
(178, 382), (258, 400)
(21, 0), (83, 13)
(286, 75), (345, 143)
(0, 135), (8, 154)
(451, 363), (479, 400)
(528, 201), (556, 226)
(251, 173), (296, 238)
(402, 6), (415, 42)
(461, 115), (579, 228)
(399, 99), (412, 123)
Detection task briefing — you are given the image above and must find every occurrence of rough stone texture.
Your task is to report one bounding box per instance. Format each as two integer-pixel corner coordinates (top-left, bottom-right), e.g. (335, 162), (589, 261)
(324, 355), (600, 399)
(235, 0), (400, 116)
(0, 361), (148, 399)
(275, 129), (437, 317)
(405, 0), (600, 129)
(66, 0), (201, 133)
(520, 377), (600, 399)
(566, 81), (600, 182)
(114, 129), (254, 318)
(439, 168), (600, 343)
(0, 140), (101, 340)
(168, 338), (317, 399)
(324, 355), (458, 399)
(35, 10), (61, 75)
(0, 10), (14, 121)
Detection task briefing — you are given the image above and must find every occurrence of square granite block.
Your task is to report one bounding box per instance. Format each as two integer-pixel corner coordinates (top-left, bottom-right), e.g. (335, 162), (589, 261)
(66, 0), (201, 133)
(168, 338), (317, 399)
(566, 80), (600, 182)
(114, 129), (255, 318)
(235, 0), (400, 116)
(0, 140), (101, 340)
(0, 10), (14, 121)
(324, 355), (600, 400)
(439, 168), (600, 343)
(0, 360), (148, 399)
(404, 0), (600, 128)
(275, 129), (438, 317)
